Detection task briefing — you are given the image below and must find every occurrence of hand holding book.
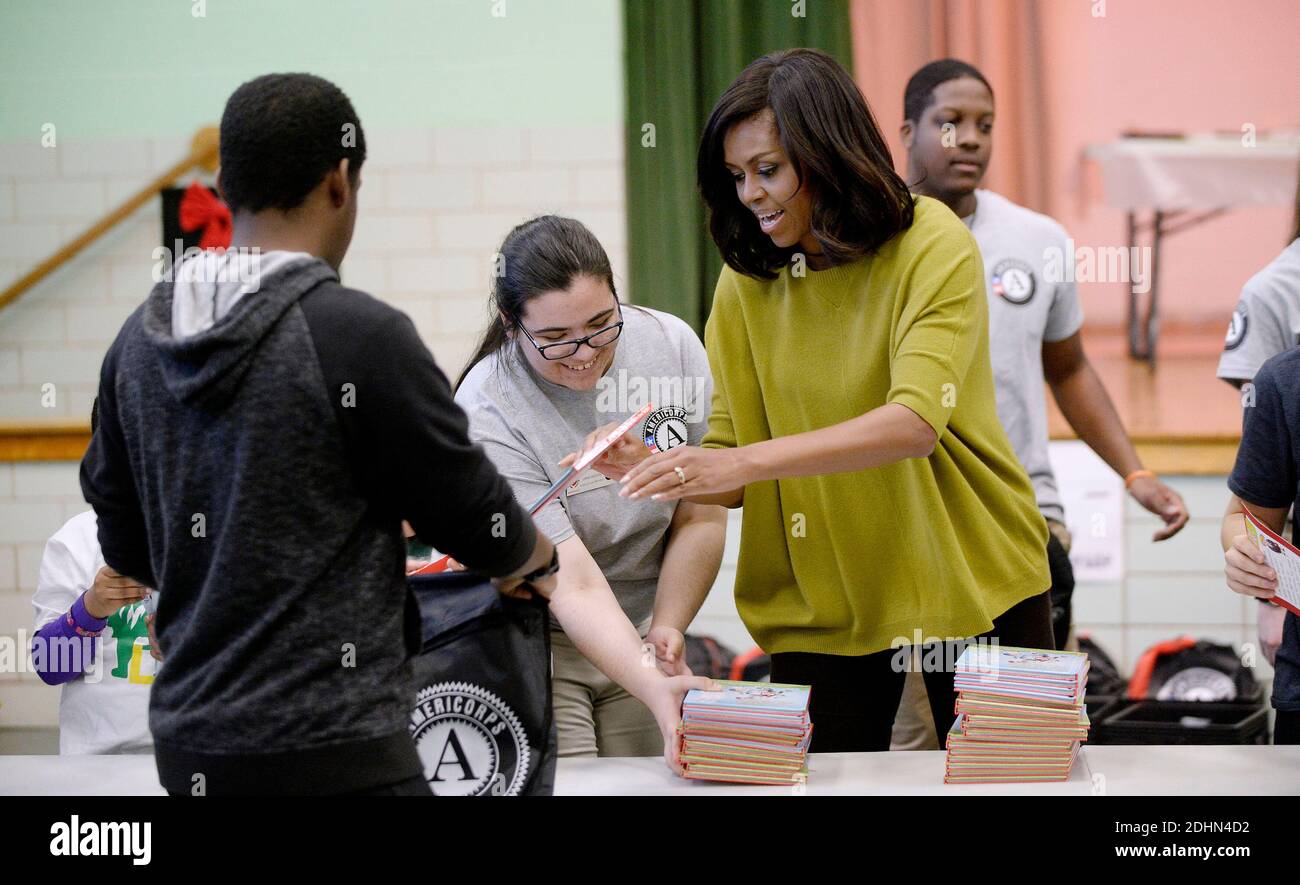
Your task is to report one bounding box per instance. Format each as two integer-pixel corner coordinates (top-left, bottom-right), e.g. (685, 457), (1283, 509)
(559, 417), (653, 479)
(408, 405), (654, 579)
(1239, 509), (1300, 615)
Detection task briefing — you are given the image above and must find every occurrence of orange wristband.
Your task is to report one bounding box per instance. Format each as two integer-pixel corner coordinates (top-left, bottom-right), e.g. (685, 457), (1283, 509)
(1124, 469), (1155, 489)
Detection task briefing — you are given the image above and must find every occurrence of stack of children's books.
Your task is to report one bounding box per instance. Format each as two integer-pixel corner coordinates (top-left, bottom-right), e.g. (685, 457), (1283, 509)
(945, 645), (1091, 784)
(679, 681), (812, 785)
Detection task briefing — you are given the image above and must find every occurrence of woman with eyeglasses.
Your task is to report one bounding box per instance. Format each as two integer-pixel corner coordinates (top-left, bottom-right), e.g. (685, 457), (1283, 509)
(619, 49), (1055, 752)
(453, 214), (726, 766)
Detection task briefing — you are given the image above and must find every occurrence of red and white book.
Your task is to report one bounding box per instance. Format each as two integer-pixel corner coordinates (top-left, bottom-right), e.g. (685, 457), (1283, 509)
(1242, 507), (1300, 616)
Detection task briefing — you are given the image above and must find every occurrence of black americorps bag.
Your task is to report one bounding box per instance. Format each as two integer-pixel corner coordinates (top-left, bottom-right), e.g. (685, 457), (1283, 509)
(407, 570), (556, 796)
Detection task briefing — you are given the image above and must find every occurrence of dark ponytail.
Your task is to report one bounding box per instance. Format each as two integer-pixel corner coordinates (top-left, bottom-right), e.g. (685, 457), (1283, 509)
(456, 215), (618, 391)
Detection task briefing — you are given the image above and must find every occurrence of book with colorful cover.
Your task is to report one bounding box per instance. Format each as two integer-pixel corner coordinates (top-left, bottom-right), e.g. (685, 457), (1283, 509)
(955, 690), (1083, 712)
(949, 732), (1077, 751)
(961, 709), (1090, 728)
(960, 707), (1090, 737)
(958, 727), (1088, 743)
(952, 680), (1086, 704)
(683, 734), (810, 757)
(681, 760), (803, 779)
(683, 680), (811, 714)
(957, 707), (1091, 727)
(682, 730), (812, 754)
(1242, 507), (1300, 616)
(947, 740), (1080, 764)
(945, 755), (1078, 783)
(947, 745), (1076, 761)
(947, 754), (1078, 773)
(949, 735), (1079, 753)
(682, 711), (810, 730)
(681, 745), (806, 769)
(945, 771), (1074, 783)
(683, 762), (809, 786)
(953, 669), (1089, 702)
(953, 670), (1089, 690)
(683, 723), (810, 744)
(955, 645), (1089, 688)
(955, 695), (1086, 723)
(681, 743), (800, 764)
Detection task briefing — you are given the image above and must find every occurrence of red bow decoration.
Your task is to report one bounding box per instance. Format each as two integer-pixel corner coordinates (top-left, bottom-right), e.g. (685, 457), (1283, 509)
(178, 181), (232, 249)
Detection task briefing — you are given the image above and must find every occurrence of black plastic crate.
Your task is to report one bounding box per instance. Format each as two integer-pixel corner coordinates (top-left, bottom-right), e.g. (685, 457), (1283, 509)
(1098, 701), (1268, 745)
(1084, 695), (1128, 745)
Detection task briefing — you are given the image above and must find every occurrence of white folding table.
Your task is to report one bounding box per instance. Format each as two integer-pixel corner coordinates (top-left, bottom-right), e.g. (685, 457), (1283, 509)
(1085, 135), (1300, 363)
(2, 745), (1296, 796)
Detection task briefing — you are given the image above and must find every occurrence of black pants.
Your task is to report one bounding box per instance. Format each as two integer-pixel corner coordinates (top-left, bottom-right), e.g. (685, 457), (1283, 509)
(770, 589), (1056, 753)
(1046, 532), (1075, 651)
(1276, 710), (1300, 745)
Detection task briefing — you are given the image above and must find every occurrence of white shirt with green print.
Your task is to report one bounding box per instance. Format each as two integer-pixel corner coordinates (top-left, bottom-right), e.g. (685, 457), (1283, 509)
(31, 511), (155, 754)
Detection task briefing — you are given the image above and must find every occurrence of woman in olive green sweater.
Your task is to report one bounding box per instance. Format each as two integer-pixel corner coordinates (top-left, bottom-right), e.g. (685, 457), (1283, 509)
(620, 48), (1054, 752)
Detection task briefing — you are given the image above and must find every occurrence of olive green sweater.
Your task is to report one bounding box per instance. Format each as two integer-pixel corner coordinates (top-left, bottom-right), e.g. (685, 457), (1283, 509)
(702, 196), (1050, 656)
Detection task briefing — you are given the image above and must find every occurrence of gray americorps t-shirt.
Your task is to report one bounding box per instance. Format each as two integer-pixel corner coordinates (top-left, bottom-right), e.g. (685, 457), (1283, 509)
(1217, 238), (1300, 384)
(454, 305), (713, 628)
(964, 189), (1085, 525)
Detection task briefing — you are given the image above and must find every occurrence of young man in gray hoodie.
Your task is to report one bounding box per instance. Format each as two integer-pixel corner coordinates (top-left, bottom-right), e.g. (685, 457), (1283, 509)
(80, 73), (558, 795)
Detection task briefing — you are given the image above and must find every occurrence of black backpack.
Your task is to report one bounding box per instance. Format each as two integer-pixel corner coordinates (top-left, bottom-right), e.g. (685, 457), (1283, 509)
(1131, 636), (1262, 703)
(683, 633), (770, 682)
(1078, 633), (1127, 698)
(407, 570), (557, 796)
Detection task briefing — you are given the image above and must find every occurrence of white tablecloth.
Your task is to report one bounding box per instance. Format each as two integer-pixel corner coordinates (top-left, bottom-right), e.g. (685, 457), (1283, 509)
(2, 745), (1296, 796)
(1086, 136), (1300, 211)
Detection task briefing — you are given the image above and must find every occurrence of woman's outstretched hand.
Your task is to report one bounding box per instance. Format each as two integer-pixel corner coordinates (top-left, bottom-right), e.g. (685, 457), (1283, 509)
(559, 421), (652, 480)
(620, 446), (749, 502)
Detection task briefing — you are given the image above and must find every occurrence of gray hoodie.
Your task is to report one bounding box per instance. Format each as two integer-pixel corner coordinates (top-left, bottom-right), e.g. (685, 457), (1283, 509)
(82, 253), (536, 794)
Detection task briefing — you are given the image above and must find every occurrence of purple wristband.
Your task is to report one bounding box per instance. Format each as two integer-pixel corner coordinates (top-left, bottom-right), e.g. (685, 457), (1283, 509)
(70, 593), (108, 634)
(33, 593), (105, 685)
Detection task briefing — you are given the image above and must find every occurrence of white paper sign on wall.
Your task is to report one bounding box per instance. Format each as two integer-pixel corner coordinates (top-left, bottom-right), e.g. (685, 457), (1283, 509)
(1047, 440), (1125, 583)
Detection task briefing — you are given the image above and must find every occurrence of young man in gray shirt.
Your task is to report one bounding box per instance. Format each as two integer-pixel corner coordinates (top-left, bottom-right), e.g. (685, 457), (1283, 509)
(892, 59), (1190, 749)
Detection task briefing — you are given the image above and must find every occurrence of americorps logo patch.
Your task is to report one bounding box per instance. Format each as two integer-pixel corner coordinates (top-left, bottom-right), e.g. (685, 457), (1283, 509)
(410, 681), (530, 796)
(643, 405), (689, 453)
(991, 258), (1037, 305)
(1224, 304), (1248, 351)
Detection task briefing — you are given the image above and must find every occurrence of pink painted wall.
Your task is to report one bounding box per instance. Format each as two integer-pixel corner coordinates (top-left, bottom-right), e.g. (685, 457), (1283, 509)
(854, 0), (1300, 329)
(1043, 0), (1299, 329)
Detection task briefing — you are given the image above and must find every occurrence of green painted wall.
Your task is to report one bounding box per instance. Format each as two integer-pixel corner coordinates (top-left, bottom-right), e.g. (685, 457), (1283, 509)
(0, 0), (623, 139)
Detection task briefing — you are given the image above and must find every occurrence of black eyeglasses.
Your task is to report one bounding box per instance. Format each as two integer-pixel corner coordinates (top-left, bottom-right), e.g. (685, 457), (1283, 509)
(518, 303), (624, 360)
